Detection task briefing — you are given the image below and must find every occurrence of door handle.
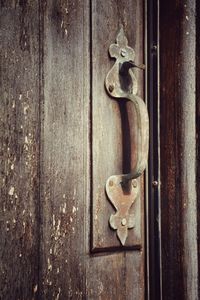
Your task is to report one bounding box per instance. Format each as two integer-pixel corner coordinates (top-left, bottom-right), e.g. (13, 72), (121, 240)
(105, 28), (149, 245)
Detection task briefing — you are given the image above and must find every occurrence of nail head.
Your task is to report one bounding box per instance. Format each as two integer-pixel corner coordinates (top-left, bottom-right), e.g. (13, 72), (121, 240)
(121, 49), (127, 57)
(108, 85), (114, 93)
(109, 180), (113, 187)
(132, 179), (137, 188)
(121, 218), (127, 226)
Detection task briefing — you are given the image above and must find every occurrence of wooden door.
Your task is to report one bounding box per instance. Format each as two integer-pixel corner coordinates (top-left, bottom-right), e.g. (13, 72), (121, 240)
(0, 1), (148, 299)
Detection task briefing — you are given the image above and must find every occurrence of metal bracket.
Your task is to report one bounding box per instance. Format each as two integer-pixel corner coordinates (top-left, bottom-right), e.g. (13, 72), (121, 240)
(106, 176), (139, 246)
(105, 28), (149, 246)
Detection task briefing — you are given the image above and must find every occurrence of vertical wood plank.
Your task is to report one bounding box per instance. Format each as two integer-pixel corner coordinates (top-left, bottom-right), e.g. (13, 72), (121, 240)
(86, 254), (127, 299)
(0, 1), (40, 299)
(160, 0), (198, 299)
(40, 0), (90, 298)
(197, 1), (200, 297)
(88, 0), (145, 298)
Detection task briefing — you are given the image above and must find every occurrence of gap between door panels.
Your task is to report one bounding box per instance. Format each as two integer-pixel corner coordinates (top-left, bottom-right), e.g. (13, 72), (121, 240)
(145, 0), (162, 299)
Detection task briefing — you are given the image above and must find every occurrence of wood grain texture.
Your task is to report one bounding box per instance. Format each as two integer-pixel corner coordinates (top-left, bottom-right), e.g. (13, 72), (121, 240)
(0, 1), (40, 299)
(40, 0), (90, 298)
(40, 0), (145, 298)
(88, 0), (145, 298)
(160, 0), (198, 299)
(197, 1), (200, 298)
(0, 0), (146, 298)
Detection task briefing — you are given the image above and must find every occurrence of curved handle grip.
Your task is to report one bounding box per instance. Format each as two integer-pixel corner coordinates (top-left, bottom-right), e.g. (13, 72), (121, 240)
(105, 28), (149, 182)
(104, 28), (149, 245)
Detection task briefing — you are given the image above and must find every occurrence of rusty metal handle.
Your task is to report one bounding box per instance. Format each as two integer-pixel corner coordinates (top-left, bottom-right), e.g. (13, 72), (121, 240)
(104, 28), (149, 245)
(105, 29), (149, 183)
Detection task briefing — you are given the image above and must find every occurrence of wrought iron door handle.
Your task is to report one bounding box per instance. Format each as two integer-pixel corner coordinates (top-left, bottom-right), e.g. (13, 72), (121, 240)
(105, 28), (149, 245)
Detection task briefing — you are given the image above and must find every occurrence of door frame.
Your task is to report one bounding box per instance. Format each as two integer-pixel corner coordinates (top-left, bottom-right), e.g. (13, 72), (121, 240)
(146, 0), (199, 299)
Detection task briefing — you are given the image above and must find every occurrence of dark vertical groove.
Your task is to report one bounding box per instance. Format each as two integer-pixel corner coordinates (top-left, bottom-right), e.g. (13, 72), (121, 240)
(147, 0), (162, 299)
(89, 0), (93, 252)
(38, 0), (44, 298)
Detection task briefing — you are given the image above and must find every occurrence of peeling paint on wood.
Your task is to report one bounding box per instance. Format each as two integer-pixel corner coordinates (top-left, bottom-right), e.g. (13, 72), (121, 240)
(0, 1), (40, 299)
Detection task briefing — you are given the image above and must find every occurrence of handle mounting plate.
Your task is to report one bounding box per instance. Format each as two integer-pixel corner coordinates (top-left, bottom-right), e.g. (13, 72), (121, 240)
(106, 176), (139, 245)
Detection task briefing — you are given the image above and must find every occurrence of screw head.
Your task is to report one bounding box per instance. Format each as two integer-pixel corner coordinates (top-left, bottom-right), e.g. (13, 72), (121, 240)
(121, 218), (127, 226)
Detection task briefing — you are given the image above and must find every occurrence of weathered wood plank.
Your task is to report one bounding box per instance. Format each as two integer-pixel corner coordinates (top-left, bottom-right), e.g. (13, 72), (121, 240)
(160, 0), (198, 299)
(40, 0), (90, 298)
(86, 254), (126, 299)
(0, 1), (40, 299)
(197, 1), (200, 297)
(88, 0), (145, 298)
